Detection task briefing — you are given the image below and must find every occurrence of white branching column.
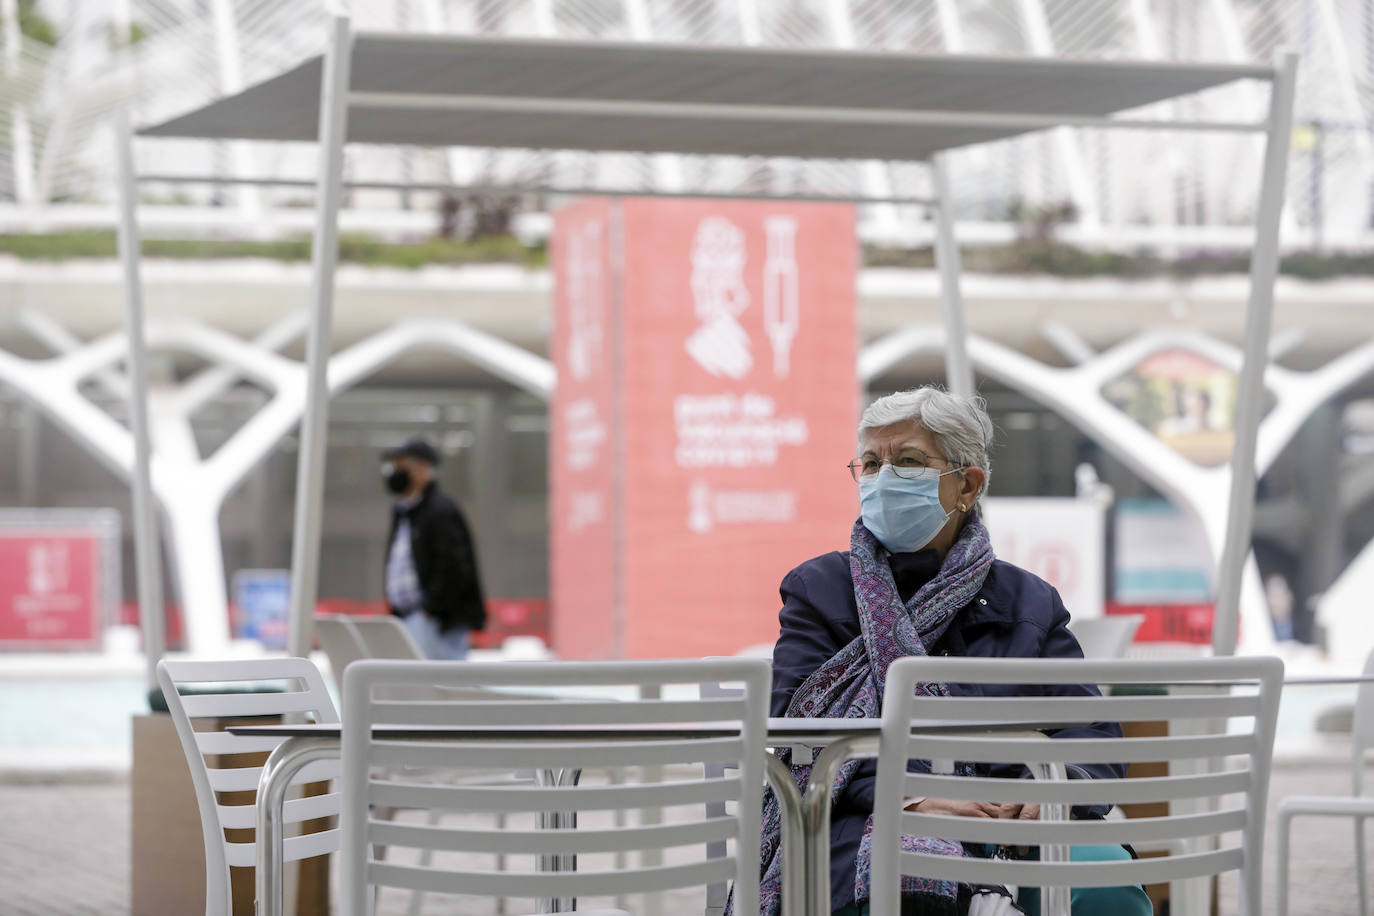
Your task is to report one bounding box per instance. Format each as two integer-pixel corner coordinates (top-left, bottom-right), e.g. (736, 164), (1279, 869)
(862, 324), (1374, 656)
(0, 311), (553, 657)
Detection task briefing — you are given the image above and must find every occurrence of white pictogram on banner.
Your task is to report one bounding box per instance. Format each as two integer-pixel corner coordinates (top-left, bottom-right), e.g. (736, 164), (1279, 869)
(27, 542), (68, 596)
(686, 481), (799, 533)
(685, 217), (753, 379)
(1027, 542), (1080, 596)
(569, 491), (605, 533)
(762, 216), (799, 377)
(566, 221), (603, 381)
(564, 398), (607, 472)
(688, 482), (713, 534)
(673, 392), (810, 468)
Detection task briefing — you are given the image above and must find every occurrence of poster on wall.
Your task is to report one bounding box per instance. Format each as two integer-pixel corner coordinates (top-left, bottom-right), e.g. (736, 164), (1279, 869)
(1100, 348), (1262, 467)
(0, 509), (120, 650)
(551, 198), (859, 659)
(231, 569), (290, 649)
(982, 497), (1105, 619)
(1113, 498), (1213, 603)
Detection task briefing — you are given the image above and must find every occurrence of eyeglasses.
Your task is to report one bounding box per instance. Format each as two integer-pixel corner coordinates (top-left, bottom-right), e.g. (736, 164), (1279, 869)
(848, 451), (961, 482)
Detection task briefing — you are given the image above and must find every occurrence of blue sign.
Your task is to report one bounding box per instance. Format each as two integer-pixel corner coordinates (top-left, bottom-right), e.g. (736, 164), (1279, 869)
(232, 569), (291, 649)
(1114, 499), (1213, 604)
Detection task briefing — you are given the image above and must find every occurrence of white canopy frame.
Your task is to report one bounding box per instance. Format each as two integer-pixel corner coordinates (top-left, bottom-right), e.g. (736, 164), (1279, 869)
(116, 16), (1296, 667)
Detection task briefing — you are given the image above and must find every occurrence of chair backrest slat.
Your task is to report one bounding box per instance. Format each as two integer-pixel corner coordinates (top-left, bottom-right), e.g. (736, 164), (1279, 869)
(340, 658), (770, 916)
(367, 857), (736, 900)
(218, 791), (340, 829)
(904, 691), (1260, 722)
(367, 773), (742, 813)
(160, 658), (307, 682)
(901, 768), (1250, 806)
(868, 655), (1283, 916)
(180, 690), (323, 718)
(368, 814), (737, 855)
(194, 731), (284, 755)
(907, 731), (1255, 765)
(204, 756), (339, 793)
(368, 735), (746, 770)
(900, 805), (1248, 845)
(206, 765), (266, 793)
(155, 657), (341, 916)
(369, 696), (748, 726)
(223, 841), (257, 868)
(898, 846), (1245, 888)
(283, 827), (343, 863)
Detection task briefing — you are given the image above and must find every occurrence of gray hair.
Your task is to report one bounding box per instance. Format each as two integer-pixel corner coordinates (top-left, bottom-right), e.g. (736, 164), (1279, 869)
(858, 387), (994, 506)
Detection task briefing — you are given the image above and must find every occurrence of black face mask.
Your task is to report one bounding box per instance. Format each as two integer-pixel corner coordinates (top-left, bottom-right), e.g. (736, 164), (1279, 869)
(383, 466), (411, 495)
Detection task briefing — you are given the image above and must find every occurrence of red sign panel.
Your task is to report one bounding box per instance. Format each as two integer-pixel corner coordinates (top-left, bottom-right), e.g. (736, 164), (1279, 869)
(550, 198), (619, 659)
(552, 198), (859, 659)
(312, 599), (552, 651)
(1106, 603), (1217, 645)
(0, 530), (103, 648)
(471, 599), (552, 650)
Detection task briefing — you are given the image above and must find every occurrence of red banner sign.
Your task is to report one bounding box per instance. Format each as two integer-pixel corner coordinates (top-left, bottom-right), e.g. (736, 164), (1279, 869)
(550, 197), (619, 659)
(552, 198), (858, 659)
(1106, 603), (1217, 644)
(0, 529), (104, 649)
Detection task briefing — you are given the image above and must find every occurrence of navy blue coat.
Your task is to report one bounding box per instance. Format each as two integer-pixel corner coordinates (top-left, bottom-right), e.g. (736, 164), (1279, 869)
(771, 547), (1125, 911)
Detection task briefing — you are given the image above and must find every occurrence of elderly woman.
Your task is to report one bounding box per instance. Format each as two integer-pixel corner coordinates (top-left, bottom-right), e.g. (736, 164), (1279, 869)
(755, 388), (1151, 916)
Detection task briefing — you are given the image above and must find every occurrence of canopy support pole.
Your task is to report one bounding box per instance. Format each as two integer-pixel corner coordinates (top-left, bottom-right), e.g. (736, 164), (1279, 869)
(115, 108), (166, 687)
(931, 153), (974, 398)
(286, 13), (353, 660)
(1212, 50), (1298, 657)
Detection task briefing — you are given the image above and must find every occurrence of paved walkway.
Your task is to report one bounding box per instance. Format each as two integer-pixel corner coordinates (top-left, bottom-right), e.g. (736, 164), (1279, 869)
(0, 760), (1366, 915)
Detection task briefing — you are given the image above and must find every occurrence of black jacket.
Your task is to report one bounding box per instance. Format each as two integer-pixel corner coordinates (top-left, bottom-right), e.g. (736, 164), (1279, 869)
(385, 481), (486, 632)
(772, 547), (1124, 911)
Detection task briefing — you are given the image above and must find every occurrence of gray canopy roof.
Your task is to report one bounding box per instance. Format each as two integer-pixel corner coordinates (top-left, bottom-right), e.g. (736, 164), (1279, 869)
(138, 32), (1273, 160)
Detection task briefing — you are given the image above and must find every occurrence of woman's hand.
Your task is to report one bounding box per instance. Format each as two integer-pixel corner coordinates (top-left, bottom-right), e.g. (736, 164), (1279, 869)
(997, 803), (1041, 855)
(997, 803), (1041, 822)
(903, 797), (1003, 818)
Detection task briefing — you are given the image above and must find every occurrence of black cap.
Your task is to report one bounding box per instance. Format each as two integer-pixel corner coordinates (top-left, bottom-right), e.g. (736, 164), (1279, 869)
(383, 437), (441, 466)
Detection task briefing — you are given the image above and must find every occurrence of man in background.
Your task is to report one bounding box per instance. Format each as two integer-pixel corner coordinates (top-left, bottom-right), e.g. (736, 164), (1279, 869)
(381, 438), (486, 658)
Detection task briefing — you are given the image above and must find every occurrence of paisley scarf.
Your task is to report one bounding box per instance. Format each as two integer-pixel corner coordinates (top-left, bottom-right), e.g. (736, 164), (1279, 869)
(735, 517), (995, 916)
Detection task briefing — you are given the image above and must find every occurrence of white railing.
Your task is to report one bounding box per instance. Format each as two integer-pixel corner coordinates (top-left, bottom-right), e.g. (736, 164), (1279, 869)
(2, 0), (1373, 251)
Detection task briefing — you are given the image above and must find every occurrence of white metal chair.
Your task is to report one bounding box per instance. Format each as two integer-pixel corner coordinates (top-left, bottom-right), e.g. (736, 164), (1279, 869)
(314, 614), (371, 688)
(1277, 647), (1374, 916)
(315, 613), (426, 684)
(339, 658), (771, 916)
(316, 613), (529, 916)
(155, 657), (342, 916)
(869, 655), (1284, 916)
(699, 673), (748, 916)
(351, 614), (427, 659)
(1068, 614), (1145, 659)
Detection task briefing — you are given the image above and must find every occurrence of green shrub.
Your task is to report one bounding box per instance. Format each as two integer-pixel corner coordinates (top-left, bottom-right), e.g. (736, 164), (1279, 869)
(0, 231), (547, 269)
(0, 229), (1369, 280)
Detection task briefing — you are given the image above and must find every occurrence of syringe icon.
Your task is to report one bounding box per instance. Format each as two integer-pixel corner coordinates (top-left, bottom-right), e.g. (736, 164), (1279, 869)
(762, 216), (799, 377)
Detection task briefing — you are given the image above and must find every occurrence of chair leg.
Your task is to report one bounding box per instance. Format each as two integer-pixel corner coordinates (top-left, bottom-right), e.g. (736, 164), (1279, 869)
(1357, 814), (1369, 916)
(1277, 810), (1292, 916)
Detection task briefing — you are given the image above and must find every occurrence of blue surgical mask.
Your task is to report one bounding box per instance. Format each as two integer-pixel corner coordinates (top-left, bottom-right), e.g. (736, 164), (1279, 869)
(859, 465), (958, 553)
